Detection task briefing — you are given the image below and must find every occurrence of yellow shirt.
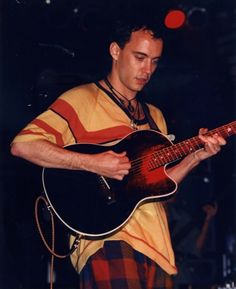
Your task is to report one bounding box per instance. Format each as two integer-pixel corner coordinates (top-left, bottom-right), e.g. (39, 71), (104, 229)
(12, 82), (177, 275)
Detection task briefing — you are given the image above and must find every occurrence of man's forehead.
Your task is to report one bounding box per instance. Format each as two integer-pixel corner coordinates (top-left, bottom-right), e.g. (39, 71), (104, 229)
(131, 28), (158, 39)
(124, 29), (163, 54)
(127, 29), (162, 45)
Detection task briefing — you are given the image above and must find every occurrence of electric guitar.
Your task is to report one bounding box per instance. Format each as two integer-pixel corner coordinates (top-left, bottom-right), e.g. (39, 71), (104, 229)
(42, 121), (236, 237)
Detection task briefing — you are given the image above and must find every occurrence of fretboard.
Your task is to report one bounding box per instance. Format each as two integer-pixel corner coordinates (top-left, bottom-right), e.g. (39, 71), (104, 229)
(151, 121), (236, 168)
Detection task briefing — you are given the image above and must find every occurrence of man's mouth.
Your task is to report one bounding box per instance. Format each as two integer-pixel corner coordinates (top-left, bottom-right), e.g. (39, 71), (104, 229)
(136, 77), (149, 85)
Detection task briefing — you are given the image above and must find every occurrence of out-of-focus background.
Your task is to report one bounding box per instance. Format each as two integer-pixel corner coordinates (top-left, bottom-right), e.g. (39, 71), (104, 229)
(0, 0), (235, 288)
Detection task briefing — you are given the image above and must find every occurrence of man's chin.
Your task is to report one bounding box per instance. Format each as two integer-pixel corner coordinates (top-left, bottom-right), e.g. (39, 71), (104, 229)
(135, 84), (146, 92)
(135, 79), (149, 90)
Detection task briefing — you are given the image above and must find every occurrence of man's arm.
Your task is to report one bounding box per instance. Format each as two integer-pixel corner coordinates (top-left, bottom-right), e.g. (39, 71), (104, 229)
(11, 128), (226, 182)
(196, 203), (218, 251)
(10, 140), (131, 180)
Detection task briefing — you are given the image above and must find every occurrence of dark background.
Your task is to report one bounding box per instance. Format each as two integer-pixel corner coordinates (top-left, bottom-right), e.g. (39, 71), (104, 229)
(0, 0), (235, 288)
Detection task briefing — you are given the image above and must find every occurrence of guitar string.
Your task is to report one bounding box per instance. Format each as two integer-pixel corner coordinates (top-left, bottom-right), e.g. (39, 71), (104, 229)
(128, 145), (214, 178)
(129, 123), (235, 174)
(128, 141), (198, 176)
(126, 123), (236, 177)
(129, 122), (236, 168)
(130, 135), (202, 168)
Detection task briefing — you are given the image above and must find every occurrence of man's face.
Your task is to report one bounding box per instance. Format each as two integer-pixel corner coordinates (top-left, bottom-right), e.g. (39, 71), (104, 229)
(113, 29), (163, 95)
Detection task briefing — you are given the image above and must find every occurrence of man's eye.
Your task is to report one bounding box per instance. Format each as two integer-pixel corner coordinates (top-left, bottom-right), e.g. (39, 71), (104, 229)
(153, 59), (160, 65)
(135, 55), (144, 61)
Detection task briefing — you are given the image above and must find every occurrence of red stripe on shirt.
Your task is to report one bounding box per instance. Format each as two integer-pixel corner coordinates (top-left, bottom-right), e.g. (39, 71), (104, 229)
(50, 99), (84, 142)
(50, 99), (133, 144)
(29, 119), (65, 146)
(121, 230), (177, 270)
(78, 126), (133, 144)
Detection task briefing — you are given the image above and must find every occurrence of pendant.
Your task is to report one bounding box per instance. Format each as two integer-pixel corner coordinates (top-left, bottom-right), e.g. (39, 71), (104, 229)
(130, 119), (138, 130)
(128, 102), (135, 113)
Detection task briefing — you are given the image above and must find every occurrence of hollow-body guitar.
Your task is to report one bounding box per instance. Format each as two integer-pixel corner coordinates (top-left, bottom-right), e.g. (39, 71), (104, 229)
(42, 121), (236, 237)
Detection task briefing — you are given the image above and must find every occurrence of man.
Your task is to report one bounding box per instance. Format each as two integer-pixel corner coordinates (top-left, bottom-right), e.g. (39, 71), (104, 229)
(168, 198), (218, 288)
(11, 18), (226, 289)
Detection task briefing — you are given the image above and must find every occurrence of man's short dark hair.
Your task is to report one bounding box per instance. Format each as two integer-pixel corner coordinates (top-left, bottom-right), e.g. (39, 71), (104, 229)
(111, 13), (167, 48)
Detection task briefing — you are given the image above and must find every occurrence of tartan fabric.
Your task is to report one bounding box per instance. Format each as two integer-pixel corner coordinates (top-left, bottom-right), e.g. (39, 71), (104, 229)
(79, 240), (173, 289)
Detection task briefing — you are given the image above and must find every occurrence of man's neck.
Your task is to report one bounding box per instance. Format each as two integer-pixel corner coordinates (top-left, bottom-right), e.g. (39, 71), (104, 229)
(106, 74), (137, 100)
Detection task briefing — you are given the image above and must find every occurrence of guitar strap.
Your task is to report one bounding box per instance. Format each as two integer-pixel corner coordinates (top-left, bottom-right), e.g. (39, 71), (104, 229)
(142, 103), (176, 141)
(141, 102), (161, 132)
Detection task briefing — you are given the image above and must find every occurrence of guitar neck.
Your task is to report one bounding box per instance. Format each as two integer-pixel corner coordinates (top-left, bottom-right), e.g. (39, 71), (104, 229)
(153, 121), (236, 167)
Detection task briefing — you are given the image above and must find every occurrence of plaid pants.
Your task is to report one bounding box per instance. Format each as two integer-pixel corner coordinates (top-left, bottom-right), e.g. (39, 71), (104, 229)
(79, 240), (173, 289)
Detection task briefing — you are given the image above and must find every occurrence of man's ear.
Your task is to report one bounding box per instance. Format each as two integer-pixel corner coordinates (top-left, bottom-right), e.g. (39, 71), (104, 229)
(109, 42), (121, 61)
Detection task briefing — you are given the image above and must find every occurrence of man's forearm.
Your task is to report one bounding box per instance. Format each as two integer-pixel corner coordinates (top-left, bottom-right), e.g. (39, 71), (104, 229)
(11, 140), (87, 170)
(166, 152), (200, 184)
(166, 131), (226, 184)
(10, 140), (131, 180)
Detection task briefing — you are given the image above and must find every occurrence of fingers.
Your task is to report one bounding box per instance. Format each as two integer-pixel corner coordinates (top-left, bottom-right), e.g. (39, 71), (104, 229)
(109, 150), (127, 157)
(199, 133), (226, 146)
(203, 202), (218, 219)
(108, 151), (128, 163)
(203, 139), (221, 155)
(114, 152), (131, 180)
(199, 127), (227, 146)
(198, 130), (226, 158)
(108, 150), (131, 166)
(103, 151), (131, 180)
(199, 128), (208, 135)
(113, 169), (130, 180)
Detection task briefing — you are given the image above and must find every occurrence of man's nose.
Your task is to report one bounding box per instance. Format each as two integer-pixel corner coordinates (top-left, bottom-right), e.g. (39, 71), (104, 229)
(143, 60), (153, 75)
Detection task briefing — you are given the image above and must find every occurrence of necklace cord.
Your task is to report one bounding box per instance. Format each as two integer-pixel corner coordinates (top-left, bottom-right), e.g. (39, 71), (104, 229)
(104, 78), (138, 114)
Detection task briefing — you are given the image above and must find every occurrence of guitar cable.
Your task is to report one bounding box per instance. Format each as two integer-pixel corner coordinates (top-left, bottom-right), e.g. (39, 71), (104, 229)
(34, 195), (81, 289)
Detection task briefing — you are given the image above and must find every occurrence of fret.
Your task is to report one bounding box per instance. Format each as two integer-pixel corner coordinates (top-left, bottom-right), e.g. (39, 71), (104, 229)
(165, 151), (173, 163)
(175, 143), (187, 157)
(156, 152), (166, 166)
(149, 157), (157, 170)
(169, 145), (181, 159)
(182, 140), (197, 154)
(192, 137), (202, 150)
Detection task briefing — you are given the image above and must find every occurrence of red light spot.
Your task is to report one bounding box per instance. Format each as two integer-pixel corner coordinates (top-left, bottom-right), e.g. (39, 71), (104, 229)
(164, 10), (186, 29)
